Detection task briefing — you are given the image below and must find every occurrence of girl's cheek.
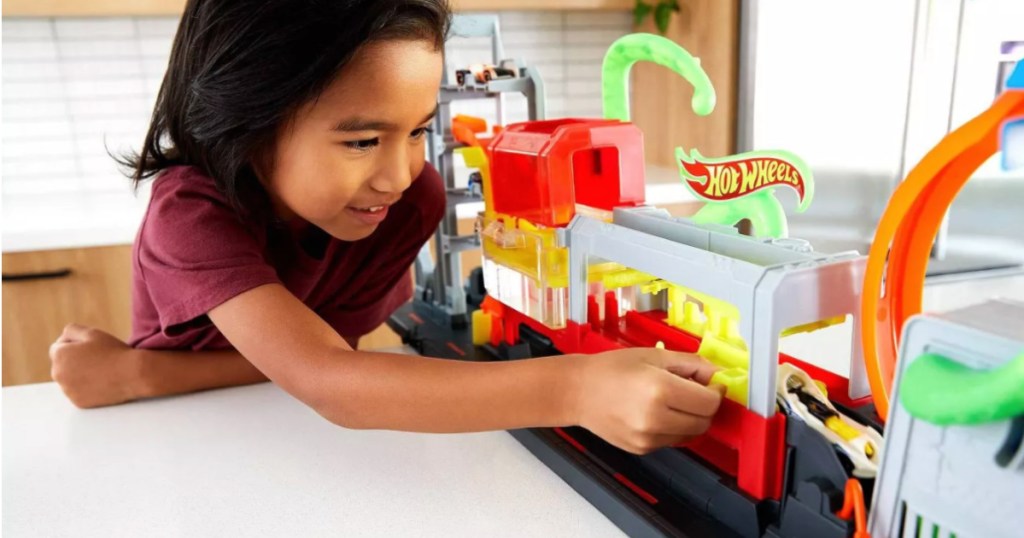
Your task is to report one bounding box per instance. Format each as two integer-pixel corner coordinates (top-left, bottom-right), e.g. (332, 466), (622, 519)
(410, 155), (426, 180)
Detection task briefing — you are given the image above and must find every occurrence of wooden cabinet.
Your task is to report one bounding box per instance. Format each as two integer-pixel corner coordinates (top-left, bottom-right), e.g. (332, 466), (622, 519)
(2, 246), (134, 386)
(0, 245), (407, 385)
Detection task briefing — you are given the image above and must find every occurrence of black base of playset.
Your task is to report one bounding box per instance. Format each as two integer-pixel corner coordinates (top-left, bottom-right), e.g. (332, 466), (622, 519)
(387, 298), (871, 538)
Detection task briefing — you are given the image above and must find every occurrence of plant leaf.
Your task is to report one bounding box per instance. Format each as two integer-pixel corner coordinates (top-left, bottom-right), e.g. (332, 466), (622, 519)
(655, 1), (672, 34)
(634, 1), (653, 26)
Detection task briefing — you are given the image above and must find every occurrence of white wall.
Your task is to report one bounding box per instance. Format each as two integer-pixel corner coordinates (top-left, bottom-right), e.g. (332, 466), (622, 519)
(2, 17), (177, 247)
(900, 0), (1024, 182)
(3, 18), (175, 195)
(1, 12), (632, 239)
(951, 0), (1024, 179)
(750, 0), (1023, 248)
(751, 0), (916, 178)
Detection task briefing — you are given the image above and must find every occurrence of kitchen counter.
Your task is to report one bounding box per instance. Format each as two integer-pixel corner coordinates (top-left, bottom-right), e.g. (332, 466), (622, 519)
(1, 190), (152, 254)
(2, 381), (625, 537)
(5, 274), (1023, 537)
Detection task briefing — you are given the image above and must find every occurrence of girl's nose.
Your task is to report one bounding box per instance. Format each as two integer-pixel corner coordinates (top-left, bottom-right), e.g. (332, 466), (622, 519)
(369, 146), (414, 194)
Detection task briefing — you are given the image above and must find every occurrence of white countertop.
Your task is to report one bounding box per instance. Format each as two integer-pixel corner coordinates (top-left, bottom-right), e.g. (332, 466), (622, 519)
(2, 381), (626, 538)
(2, 189), (153, 253)
(4, 275), (1023, 536)
(0, 165), (695, 254)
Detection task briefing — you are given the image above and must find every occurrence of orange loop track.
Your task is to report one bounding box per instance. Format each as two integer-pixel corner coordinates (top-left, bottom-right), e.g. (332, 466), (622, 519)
(861, 89), (1024, 420)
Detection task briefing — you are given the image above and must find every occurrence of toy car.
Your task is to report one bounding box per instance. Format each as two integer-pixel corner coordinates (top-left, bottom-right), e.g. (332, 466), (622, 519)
(455, 60), (518, 86)
(776, 363), (883, 478)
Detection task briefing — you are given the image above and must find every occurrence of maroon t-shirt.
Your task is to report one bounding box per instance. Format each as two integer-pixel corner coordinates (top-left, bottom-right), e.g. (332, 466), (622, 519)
(129, 164), (444, 350)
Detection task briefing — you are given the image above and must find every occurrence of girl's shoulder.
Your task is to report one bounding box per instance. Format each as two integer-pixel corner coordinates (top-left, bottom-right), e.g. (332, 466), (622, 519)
(138, 166), (265, 259)
(145, 165), (259, 230)
(150, 165), (228, 204)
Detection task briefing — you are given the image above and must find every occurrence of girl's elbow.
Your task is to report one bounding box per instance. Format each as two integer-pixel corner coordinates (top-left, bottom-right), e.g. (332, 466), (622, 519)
(318, 406), (370, 430)
(301, 385), (370, 430)
(286, 354), (375, 429)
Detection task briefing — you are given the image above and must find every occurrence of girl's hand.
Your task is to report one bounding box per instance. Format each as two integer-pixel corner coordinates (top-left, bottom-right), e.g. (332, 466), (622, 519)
(49, 324), (143, 408)
(571, 348), (724, 455)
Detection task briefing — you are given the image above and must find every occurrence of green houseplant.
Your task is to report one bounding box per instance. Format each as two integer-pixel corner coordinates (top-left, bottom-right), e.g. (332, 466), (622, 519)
(634, 0), (681, 35)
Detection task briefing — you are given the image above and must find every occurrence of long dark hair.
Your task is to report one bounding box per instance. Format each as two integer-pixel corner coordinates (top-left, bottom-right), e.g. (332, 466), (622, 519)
(121, 0), (450, 214)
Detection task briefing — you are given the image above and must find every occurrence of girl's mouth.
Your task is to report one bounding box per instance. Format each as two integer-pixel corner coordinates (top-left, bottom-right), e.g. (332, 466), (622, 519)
(346, 204), (389, 225)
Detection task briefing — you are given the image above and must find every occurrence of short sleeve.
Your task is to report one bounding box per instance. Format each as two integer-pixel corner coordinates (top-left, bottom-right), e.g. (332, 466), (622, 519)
(136, 168), (281, 333)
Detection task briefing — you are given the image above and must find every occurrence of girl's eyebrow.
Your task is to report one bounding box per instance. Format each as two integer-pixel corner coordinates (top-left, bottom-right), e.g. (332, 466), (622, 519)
(331, 106), (438, 133)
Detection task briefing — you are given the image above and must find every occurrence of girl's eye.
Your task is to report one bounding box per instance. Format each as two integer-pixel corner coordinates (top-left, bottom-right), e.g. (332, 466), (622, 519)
(344, 138), (379, 151)
(410, 126), (433, 139)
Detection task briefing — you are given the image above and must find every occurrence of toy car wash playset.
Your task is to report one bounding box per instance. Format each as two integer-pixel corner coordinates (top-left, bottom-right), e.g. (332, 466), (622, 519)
(388, 15), (1024, 538)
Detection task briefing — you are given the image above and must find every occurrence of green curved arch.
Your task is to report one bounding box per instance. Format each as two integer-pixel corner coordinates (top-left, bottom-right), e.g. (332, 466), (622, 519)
(601, 33), (715, 122)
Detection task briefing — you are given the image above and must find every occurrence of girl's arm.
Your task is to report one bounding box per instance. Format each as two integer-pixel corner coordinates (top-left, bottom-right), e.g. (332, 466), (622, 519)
(51, 283), (723, 454)
(49, 319), (573, 431)
(208, 284), (578, 432)
(207, 284), (724, 452)
(50, 320), (573, 430)
(49, 324), (267, 408)
(138, 348), (269, 395)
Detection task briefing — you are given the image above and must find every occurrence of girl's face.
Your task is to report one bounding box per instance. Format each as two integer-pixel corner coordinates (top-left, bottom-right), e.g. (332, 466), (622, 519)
(263, 39), (443, 241)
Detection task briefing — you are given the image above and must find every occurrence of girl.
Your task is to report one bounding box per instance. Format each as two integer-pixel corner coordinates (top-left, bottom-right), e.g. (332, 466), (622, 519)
(48, 0), (723, 455)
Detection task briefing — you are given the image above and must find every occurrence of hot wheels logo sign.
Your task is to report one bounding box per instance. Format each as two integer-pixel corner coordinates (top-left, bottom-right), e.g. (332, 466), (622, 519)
(676, 148), (813, 211)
